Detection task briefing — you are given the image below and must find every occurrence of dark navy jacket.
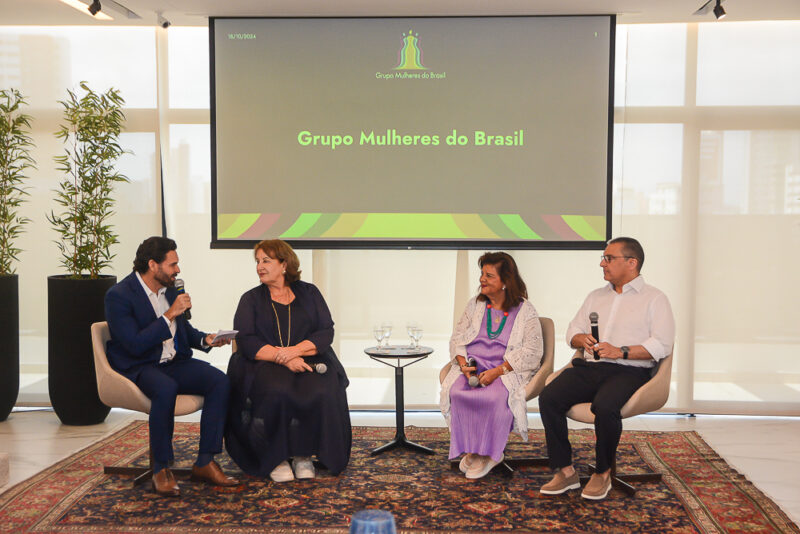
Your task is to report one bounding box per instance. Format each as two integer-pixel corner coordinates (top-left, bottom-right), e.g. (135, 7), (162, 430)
(233, 280), (347, 387)
(104, 272), (209, 380)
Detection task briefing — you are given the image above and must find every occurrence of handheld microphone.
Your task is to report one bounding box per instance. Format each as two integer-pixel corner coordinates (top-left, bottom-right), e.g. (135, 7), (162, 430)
(589, 312), (599, 360)
(174, 279), (191, 320)
(465, 357), (480, 387)
(312, 363), (328, 374)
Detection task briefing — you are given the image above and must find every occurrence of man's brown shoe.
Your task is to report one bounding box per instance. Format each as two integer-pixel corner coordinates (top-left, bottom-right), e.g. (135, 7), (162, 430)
(152, 468), (180, 497)
(581, 472), (612, 500)
(540, 470), (581, 495)
(190, 460), (239, 487)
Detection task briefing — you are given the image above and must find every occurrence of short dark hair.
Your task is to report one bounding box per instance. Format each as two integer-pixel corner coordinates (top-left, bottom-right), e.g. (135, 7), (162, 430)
(133, 236), (177, 274)
(475, 251), (528, 311)
(253, 239), (302, 283)
(608, 236), (644, 273)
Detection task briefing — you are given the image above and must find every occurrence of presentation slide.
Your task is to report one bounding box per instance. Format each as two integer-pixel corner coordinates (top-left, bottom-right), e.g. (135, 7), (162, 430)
(211, 16), (614, 248)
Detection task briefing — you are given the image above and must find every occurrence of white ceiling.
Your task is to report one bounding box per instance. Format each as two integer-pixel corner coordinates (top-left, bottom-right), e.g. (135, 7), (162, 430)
(1, 0), (799, 27)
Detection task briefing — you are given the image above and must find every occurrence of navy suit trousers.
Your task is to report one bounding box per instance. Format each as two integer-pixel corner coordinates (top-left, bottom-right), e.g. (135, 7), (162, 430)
(135, 358), (230, 464)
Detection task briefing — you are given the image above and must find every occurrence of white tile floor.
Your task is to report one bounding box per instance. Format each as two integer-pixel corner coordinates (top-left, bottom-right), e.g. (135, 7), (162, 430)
(0, 409), (798, 527)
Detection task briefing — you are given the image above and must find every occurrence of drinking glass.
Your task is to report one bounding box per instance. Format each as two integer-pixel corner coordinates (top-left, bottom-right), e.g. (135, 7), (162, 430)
(410, 327), (423, 349)
(373, 326), (385, 349)
(405, 322), (419, 348)
(350, 509), (397, 534)
(381, 322), (393, 348)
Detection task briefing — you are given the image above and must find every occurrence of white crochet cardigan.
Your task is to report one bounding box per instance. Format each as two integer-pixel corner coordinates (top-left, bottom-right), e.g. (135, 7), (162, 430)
(439, 297), (543, 440)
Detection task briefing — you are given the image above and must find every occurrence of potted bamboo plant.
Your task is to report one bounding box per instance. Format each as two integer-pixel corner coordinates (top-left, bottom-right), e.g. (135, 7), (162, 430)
(0, 88), (34, 421)
(47, 82), (128, 425)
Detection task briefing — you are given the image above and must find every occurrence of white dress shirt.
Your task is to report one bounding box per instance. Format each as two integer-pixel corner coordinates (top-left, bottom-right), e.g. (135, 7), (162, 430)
(565, 275), (675, 368)
(135, 272), (177, 364)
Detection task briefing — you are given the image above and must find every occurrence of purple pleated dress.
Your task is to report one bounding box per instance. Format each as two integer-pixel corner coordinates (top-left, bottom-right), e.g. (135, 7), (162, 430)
(448, 303), (520, 462)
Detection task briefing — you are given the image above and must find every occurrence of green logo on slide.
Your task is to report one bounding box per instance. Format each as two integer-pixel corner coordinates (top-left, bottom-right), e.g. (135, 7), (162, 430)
(394, 30), (428, 70)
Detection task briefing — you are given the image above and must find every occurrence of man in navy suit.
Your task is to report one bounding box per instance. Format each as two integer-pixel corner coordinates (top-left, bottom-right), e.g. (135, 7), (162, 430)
(105, 236), (238, 497)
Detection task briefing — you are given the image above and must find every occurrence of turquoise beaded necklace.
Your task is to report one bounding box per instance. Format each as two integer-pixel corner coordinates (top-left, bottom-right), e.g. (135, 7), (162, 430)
(486, 303), (509, 339)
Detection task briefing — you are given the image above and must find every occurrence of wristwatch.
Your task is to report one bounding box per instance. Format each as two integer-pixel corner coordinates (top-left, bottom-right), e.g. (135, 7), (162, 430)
(621, 346), (629, 360)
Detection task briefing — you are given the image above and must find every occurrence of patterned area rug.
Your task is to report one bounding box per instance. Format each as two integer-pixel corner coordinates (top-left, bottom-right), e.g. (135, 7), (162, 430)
(0, 422), (796, 533)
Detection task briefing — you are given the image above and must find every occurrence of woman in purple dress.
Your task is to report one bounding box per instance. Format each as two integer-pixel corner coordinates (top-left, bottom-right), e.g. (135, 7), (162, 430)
(440, 252), (543, 479)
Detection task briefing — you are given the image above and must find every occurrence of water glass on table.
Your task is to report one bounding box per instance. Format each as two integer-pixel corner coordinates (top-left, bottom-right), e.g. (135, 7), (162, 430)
(381, 321), (393, 347)
(410, 327), (423, 349)
(405, 322), (418, 348)
(373, 326), (385, 349)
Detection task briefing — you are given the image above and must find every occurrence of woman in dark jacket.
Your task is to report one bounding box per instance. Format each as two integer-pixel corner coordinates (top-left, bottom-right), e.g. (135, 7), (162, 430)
(225, 239), (351, 482)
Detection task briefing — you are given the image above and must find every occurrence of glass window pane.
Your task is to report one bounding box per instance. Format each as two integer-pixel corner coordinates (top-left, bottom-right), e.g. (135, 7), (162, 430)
(0, 27), (156, 109)
(169, 124), (211, 214)
(326, 250), (456, 407)
(116, 132), (158, 214)
(614, 123), (683, 214)
(168, 27), (209, 109)
(693, 209), (800, 402)
(700, 130), (800, 214)
(614, 25), (628, 106)
(695, 128), (800, 403)
(697, 21), (800, 106)
(615, 24), (686, 107)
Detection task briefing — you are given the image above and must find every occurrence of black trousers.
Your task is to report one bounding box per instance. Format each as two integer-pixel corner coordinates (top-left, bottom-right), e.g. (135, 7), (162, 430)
(538, 359), (651, 473)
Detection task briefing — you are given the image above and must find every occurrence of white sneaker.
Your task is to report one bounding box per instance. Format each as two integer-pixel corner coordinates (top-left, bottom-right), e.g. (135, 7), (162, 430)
(459, 453), (477, 473)
(269, 460), (294, 483)
(292, 457), (315, 479)
(466, 453), (503, 479)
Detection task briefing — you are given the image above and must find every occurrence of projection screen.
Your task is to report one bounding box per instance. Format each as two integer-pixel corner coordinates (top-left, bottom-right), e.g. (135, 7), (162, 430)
(210, 16), (615, 249)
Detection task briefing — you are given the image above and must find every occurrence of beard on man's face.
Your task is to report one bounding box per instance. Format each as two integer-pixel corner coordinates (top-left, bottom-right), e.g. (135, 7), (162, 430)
(154, 267), (176, 288)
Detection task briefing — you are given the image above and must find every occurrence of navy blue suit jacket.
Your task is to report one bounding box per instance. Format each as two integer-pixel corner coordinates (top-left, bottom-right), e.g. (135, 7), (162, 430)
(104, 272), (209, 380)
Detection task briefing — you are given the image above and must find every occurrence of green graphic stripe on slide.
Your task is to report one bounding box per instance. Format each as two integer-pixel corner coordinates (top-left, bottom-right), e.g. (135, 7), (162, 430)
(353, 214), (467, 238)
(280, 213), (322, 238)
(498, 214), (542, 240)
(562, 215), (605, 241)
(220, 213), (591, 240)
(218, 213), (560, 240)
(218, 213), (260, 238)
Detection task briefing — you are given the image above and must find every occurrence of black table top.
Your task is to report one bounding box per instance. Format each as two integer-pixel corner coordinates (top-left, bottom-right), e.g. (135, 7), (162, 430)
(364, 345), (434, 358)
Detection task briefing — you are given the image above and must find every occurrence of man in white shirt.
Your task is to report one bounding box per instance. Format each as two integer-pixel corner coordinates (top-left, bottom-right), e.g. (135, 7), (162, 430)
(105, 237), (239, 497)
(538, 237), (675, 500)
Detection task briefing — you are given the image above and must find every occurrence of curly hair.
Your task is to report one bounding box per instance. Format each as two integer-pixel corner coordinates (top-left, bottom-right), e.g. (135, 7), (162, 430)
(132, 236), (177, 274)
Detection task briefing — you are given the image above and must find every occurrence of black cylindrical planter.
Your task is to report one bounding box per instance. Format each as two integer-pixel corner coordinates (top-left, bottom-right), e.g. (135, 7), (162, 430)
(0, 274), (20, 421)
(48, 274), (116, 425)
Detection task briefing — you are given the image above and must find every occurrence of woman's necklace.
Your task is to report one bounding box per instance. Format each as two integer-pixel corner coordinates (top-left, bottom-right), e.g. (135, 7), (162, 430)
(271, 287), (292, 304)
(271, 301), (291, 347)
(486, 303), (508, 339)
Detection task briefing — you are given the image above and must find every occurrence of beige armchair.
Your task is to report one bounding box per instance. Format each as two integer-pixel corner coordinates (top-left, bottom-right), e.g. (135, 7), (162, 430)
(544, 350), (674, 495)
(440, 316), (555, 476)
(91, 321), (204, 486)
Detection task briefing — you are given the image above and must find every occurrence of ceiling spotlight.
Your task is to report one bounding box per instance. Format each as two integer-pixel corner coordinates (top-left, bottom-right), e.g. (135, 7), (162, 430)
(693, 0), (727, 19)
(713, 0), (726, 19)
(58, 0), (112, 20)
(88, 0), (101, 16)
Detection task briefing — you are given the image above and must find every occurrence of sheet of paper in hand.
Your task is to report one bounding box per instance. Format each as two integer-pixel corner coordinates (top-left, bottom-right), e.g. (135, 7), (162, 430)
(210, 330), (238, 343)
